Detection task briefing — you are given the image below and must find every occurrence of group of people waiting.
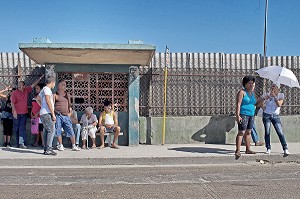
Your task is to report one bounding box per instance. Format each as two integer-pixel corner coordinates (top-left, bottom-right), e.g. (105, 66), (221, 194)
(235, 75), (290, 158)
(0, 76), (121, 155)
(0, 74), (291, 157)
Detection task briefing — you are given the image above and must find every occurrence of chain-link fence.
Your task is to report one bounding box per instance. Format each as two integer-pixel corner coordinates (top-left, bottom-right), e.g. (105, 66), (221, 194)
(140, 53), (300, 116)
(0, 52), (45, 108)
(1, 52), (300, 116)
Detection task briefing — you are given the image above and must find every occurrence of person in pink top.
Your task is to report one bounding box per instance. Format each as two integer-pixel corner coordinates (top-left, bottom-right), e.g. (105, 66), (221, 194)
(11, 75), (44, 148)
(31, 84), (44, 147)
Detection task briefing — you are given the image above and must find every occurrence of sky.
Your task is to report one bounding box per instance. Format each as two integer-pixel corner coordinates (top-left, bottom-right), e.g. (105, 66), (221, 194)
(0, 0), (299, 56)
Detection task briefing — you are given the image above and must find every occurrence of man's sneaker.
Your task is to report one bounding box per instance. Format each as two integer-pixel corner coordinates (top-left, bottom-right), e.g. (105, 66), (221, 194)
(44, 150), (57, 156)
(265, 149), (271, 154)
(6, 143), (11, 148)
(2, 142), (7, 147)
(19, 144), (27, 149)
(57, 144), (65, 151)
(284, 149), (290, 155)
(72, 145), (81, 151)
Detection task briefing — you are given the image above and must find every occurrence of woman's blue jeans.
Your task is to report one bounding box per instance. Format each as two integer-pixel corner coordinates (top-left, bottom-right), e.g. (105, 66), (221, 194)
(262, 113), (288, 150)
(73, 123), (81, 145)
(242, 122), (259, 144)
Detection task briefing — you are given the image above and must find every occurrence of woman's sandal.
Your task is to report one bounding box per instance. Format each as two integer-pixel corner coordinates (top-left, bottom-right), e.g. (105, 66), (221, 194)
(245, 150), (256, 154)
(255, 141), (264, 146)
(235, 151), (241, 159)
(111, 144), (120, 149)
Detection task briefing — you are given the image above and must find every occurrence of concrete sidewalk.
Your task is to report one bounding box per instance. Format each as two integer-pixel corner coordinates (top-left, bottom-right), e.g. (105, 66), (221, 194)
(1, 142), (299, 159)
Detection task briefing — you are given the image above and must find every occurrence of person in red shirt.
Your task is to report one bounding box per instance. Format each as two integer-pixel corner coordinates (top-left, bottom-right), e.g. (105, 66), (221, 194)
(11, 75), (44, 148)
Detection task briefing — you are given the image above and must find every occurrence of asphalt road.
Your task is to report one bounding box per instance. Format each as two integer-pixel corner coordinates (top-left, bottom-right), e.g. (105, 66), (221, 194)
(0, 160), (299, 199)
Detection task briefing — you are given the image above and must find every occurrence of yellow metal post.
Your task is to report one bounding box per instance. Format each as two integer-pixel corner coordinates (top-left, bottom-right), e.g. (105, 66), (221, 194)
(162, 46), (169, 145)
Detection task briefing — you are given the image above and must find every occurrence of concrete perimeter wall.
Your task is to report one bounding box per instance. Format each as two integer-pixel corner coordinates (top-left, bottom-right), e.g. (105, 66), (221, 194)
(1, 115), (299, 146)
(139, 115), (300, 145)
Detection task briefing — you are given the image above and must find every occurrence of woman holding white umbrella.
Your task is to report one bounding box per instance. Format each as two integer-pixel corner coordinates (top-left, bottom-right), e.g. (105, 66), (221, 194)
(256, 65), (296, 155)
(261, 83), (290, 155)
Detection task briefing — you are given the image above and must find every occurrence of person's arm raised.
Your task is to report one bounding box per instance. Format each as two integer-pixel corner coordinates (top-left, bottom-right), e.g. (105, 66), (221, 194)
(31, 74), (45, 88)
(0, 86), (10, 98)
(274, 94), (284, 107)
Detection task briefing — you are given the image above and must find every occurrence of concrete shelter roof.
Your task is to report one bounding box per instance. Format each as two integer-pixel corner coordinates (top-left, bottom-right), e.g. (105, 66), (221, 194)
(19, 43), (156, 66)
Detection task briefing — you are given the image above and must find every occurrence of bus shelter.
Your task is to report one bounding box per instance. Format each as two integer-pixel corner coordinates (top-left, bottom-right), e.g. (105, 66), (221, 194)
(19, 39), (155, 146)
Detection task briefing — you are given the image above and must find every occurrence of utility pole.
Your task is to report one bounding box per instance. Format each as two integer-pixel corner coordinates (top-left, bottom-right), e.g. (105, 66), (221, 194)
(263, 0), (269, 67)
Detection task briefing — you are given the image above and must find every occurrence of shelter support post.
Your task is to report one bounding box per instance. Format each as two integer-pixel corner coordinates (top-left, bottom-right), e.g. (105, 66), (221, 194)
(128, 66), (140, 146)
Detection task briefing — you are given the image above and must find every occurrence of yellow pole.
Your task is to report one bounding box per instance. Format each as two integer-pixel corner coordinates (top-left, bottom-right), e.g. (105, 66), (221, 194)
(162, 66), (168, 145)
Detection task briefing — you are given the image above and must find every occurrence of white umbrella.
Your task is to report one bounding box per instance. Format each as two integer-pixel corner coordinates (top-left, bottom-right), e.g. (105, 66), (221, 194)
(255, 65), (300, 88)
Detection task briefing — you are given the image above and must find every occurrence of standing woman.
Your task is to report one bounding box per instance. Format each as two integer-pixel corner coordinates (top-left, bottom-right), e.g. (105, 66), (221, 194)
(0, 86), (15, 147)
(235, 76), (263, 158)
(261, 83), (289, 155)
(31, 84), (44, 147)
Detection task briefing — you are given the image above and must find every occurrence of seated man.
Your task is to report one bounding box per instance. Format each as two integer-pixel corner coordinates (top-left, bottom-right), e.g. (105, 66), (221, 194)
(98, 100), (121, 149)
(80, 107), (98, 149)
(70, 109), (81, 147)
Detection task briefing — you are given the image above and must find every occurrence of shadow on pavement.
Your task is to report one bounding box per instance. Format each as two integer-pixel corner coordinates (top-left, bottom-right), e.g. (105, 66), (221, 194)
(1, 147), (43, 155)
(168, 147), (235, 154)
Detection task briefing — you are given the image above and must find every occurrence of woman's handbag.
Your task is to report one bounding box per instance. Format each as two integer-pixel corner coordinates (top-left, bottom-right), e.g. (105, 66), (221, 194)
(31, 118), (39, 134)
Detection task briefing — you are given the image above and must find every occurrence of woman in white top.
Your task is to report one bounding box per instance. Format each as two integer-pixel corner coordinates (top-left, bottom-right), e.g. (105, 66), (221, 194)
(261, 83), (289, 155)
(80, 107), (98, 149)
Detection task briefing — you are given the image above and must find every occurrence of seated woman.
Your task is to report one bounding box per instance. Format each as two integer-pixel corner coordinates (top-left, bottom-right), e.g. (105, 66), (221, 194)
(98, 100), (121, 149)
(80, 107), (98, 149)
